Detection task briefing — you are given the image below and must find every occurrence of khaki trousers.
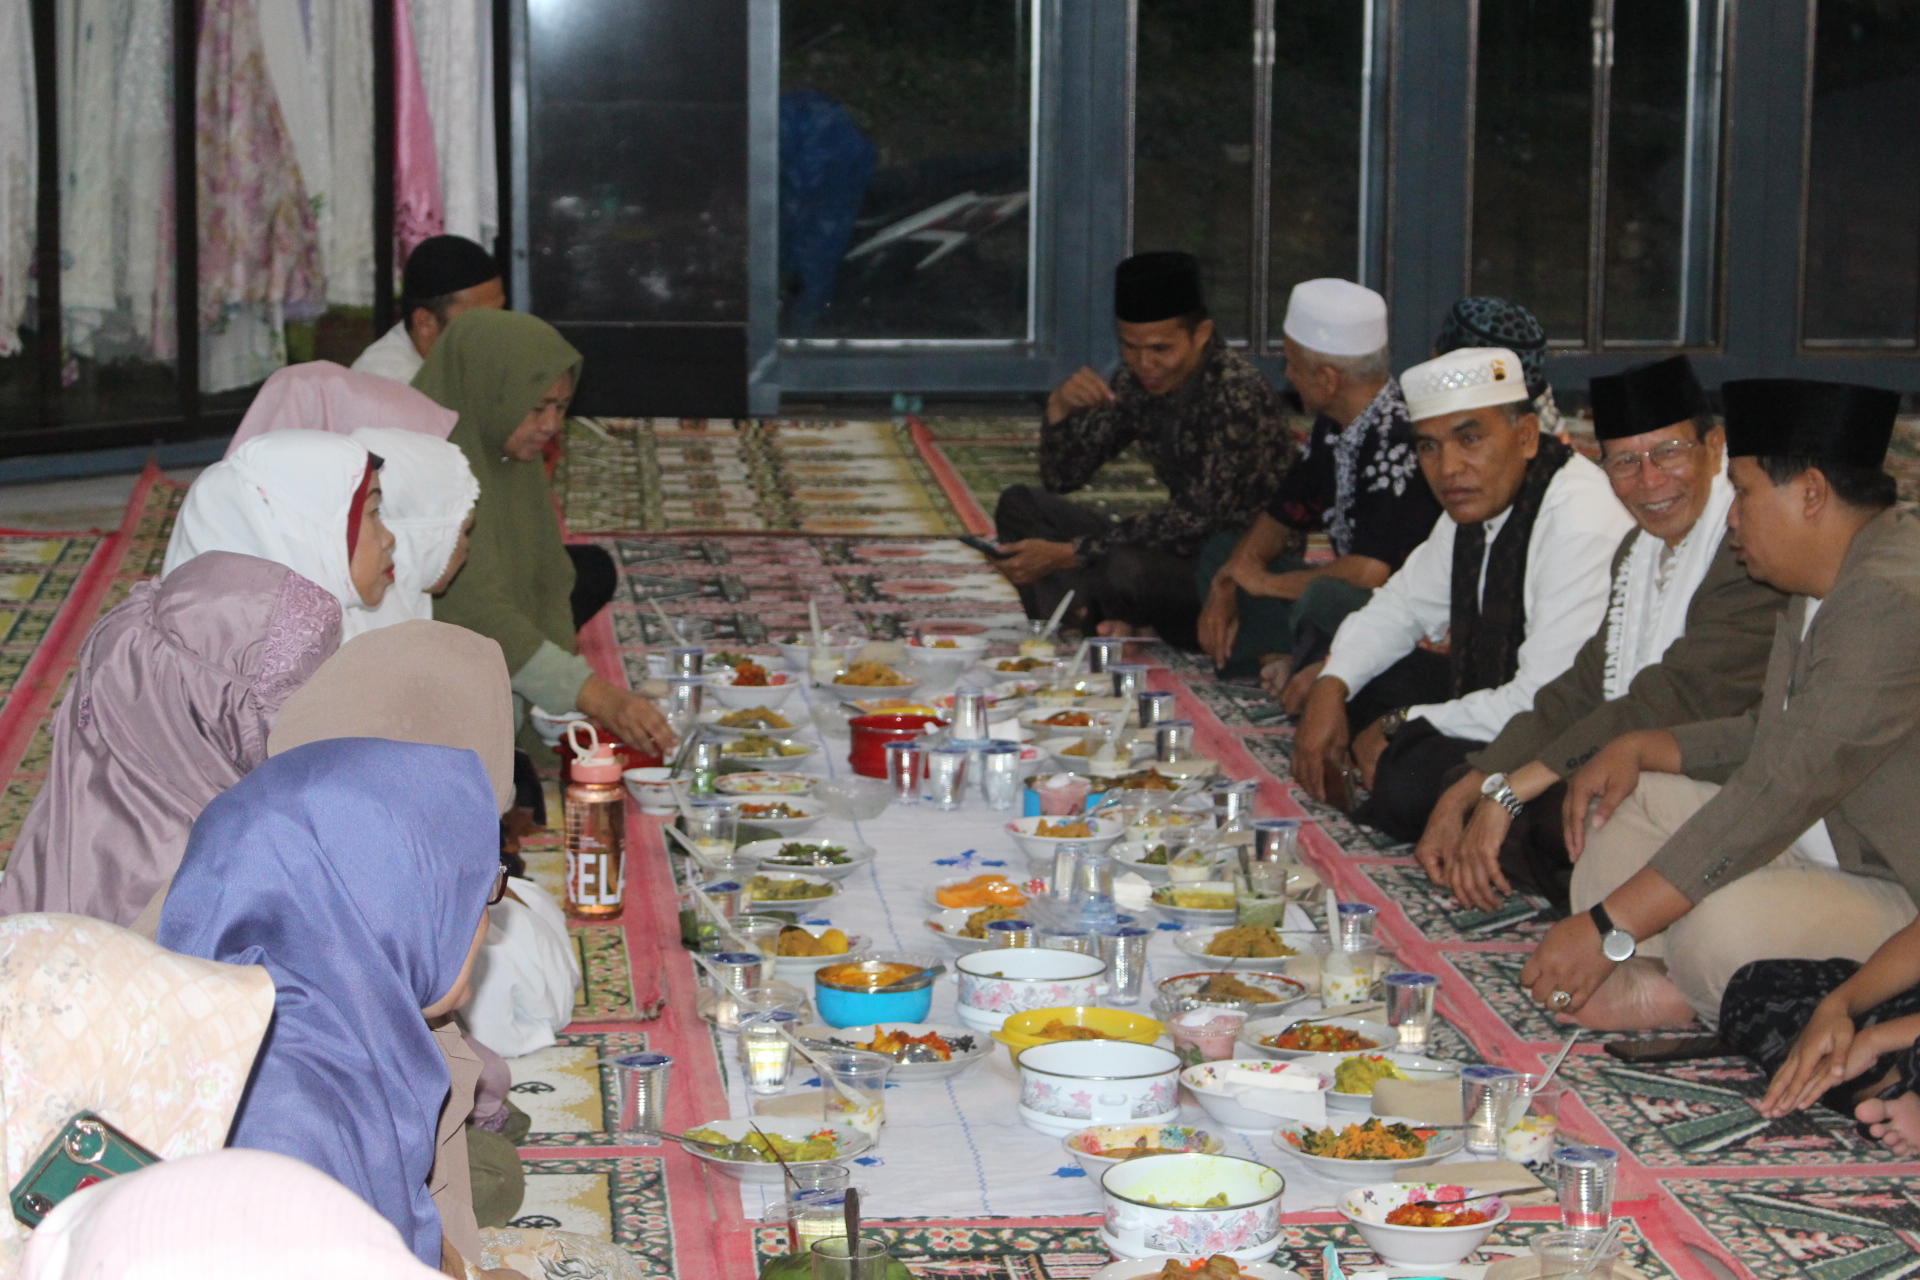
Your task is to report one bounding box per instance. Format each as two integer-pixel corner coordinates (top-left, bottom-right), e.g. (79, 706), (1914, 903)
(1569, 774), (1918, 1021)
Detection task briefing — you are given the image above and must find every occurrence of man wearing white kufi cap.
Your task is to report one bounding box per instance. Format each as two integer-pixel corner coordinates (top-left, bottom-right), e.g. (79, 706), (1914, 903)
(1196, 279), (1440, 684)
(1292, 347), (1632, 841)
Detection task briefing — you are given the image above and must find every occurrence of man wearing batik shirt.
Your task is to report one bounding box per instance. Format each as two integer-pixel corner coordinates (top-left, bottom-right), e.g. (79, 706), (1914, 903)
(1195, 279), (1441, 684)
(990, 252), (1295, 648)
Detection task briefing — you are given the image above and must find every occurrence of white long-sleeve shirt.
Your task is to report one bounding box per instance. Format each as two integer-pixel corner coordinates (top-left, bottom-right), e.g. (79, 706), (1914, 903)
(1322, 452), (1634, 742)
(350, 321), (426, 384)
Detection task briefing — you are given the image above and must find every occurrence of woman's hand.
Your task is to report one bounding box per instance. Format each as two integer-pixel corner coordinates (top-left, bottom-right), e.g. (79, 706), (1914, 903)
(1760, 998), (1858, 1117)
(577, 674), (677, 755)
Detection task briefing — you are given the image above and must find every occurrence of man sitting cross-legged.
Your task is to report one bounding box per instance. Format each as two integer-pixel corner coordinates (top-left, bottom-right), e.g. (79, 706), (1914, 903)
(1290, 348), (1632, 840)
(1521, 378), (1920, 1032)
(1413, 356), (1788, 914)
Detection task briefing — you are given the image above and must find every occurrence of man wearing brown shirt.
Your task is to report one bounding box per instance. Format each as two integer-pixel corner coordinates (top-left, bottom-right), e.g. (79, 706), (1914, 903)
(1520, 378), (1917, 1031)
(990, 252), (1295, 648)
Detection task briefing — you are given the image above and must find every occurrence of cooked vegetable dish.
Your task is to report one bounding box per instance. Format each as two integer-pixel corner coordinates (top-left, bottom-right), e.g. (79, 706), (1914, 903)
(1283, 1118), (1434, 1160)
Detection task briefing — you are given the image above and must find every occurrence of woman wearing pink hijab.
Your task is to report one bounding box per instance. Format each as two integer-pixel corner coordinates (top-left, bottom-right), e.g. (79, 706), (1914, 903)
(222, 360), (456, 455)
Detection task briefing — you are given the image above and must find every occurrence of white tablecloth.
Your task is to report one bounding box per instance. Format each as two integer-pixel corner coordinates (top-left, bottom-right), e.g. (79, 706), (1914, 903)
(707, 674), (1481, 1223)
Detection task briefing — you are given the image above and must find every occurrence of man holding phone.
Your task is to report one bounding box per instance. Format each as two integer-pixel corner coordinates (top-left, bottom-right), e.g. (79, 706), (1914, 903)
(988, 252), (1295, 649)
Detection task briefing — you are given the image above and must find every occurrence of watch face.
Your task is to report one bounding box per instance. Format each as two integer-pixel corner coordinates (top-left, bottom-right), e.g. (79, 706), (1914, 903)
(1602, 930), (1636, 963)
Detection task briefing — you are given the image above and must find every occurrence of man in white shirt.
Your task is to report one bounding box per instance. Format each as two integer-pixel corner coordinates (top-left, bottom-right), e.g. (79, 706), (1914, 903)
(351, 235), (506, 384)
(1292, 347), (1633, 842)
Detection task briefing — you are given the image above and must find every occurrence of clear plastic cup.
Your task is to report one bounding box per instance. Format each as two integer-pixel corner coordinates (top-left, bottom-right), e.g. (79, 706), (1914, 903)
(1554, 1144), (1619, 1229)
(815, 1049), (892, 1141)
(1532, 1229), (1625, 1279)
(885, 741), (925, 806)
(926, 746), (970, 810)
(1384, 971), (1439, 1050)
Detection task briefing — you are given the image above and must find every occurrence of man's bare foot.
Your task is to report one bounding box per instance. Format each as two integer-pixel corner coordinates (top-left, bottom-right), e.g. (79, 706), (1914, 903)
(1259, 655), (1292, 696)
(1856, 1090), (1920, 1156)
(1096, 621), (1136, 637)
(1559, 957), (1698, 1031)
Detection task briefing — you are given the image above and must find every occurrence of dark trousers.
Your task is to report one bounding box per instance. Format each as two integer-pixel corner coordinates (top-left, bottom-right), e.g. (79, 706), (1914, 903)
(1192, 531), (1375, 679)
(1499, 782), (1574, 912)
(567, 543), (618, 630)
(994, 484), (1202, 650)
(1344, 651), (1485, 844)
(1721, 959), (1920, 1114)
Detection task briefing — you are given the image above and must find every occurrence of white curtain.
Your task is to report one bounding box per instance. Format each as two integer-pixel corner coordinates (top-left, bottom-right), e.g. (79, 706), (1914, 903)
(0, 0), (34, 357)
(411, 0), (496, 250)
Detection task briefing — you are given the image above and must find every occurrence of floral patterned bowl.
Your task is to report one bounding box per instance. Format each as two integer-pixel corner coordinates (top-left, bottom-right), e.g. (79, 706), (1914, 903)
(953, 948), (1107, 1033)
(1017, 1040), (1183, 1137)
(1064, 1123), (1226, 1177)
(1336, 1181), (1509, 1267)
(1099, 1153), (1285, 1261)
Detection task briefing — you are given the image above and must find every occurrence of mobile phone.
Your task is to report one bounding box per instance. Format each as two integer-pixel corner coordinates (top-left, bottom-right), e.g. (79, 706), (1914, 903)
(958, 535), (1014, 560)
(1603, 1035), (1727, 1063)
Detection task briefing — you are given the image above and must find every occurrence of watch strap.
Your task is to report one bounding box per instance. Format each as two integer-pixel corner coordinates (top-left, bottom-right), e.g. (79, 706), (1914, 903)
(1590, 902), (1615, 936)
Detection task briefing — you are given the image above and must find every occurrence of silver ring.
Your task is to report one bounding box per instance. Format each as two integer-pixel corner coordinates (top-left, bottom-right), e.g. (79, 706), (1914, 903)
(1549, 990), (1573, 1010)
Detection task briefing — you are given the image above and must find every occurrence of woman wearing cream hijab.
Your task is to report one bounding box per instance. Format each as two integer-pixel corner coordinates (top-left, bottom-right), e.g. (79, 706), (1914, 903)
(0, 913), (275, 1278)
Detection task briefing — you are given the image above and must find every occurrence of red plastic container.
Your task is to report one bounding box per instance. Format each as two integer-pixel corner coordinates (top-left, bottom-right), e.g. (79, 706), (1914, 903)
(847, 713), (946, 778)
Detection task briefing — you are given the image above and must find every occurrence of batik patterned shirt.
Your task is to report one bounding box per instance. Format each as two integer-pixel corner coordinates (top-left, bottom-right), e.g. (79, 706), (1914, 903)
(1039, 337), (1296, 564)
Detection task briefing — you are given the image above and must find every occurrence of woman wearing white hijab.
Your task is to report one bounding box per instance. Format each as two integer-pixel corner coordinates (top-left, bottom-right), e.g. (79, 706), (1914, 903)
(351, 427), (480, 628)
(162, 430), (397, 639)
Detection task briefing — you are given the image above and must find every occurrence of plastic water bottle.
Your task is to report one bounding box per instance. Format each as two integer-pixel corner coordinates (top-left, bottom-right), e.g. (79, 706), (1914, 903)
(564, 722), (625, 921)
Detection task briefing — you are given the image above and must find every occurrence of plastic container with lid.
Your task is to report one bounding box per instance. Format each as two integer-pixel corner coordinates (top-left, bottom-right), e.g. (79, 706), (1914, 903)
(564, 721), (626, 920)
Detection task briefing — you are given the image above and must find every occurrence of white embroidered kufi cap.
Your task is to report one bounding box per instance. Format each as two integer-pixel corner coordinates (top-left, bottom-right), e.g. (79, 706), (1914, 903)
(1401, 346), (1531, 421)
(1281, 278), (1388, 357)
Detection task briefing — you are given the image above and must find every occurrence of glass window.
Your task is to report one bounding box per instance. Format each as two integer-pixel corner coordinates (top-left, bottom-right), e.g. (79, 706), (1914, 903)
(1266, 0), (1366, 345)
(777, 0), (1033, 342)
(1602, 0), (1692, 344)
(1802, 0), (1920, 347)
(1134, 0), (1254, 342)
(1471, 0), (1593, 341)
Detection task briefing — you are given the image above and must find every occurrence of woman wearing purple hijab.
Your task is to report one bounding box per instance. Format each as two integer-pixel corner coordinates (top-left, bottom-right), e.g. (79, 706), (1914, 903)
(0, 551), (341, 929)
(157, 738), (501, 1270)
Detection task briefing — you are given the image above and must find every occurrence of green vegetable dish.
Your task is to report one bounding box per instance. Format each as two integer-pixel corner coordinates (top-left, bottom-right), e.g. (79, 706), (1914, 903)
(722, 735), (810, 759)
(685, 1127), (839, 1162)
(765, 843), (852, 866)
(749, 875), (833, 901)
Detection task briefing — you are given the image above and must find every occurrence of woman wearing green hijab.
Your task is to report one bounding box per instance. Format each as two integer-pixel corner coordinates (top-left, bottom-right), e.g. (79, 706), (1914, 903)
(413, 310), (672, 753)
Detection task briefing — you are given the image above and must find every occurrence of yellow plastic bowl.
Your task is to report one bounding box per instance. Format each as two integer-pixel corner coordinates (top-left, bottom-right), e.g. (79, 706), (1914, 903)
(990, 1006), (1166, 1061)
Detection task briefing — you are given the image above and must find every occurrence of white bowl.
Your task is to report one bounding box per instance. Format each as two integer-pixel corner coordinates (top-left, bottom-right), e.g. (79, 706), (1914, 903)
(1038, 734), (1152, 775)
(904, 635), (989, 669)
(1149, 881), (1240, 929)
(1238, 1015), (1397, 1060)
(1154, 970), (1310, 1020)
(808, 1021), (992, 1082)
(1173, 927), (1326, 973)
(528, 706), (588, 745)
(1003, 815), (1125, 862)
(1018, 1040), (1184, 1136)
(622, 767), (681, 815)
(745, 869), (839, 907)
(924, 907), (1014, 953)
(773, 637), (866, 671)
(1180, 1059), (1333, 1132)
(718, 737), (818, 769)
(1291, 1051), (1462, 1112)
(1335, 1181), (1510, 1268)
(698, 706), (805, 737)
(830, 671), (920, 702)
(1091, 1260), (1298, 1280)
(730, 796), (826, 837)
(737, 837), (874, 881)
(768, 928), (872, 978)
(814, 776), (892, 821)
(1063, 1123), (1227, 1177)
(1018, 706), (1123, 739)
(678, 1115), (870, 1184)
(706, 669), (798, 710)
(1100, 1154), (1285, 1262)
(715, 771), (816, 796)
(1272, 1116), (1467, 1182)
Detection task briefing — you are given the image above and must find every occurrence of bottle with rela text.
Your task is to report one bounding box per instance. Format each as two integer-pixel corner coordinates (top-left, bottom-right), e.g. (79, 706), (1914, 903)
(563, 721), (625, 920)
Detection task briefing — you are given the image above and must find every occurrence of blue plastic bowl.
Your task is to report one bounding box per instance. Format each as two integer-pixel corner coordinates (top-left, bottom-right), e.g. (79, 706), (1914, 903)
(813, 980), (934, 1028)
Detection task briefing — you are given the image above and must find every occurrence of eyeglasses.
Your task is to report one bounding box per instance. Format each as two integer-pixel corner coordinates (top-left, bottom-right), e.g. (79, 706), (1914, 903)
(1600, 438), (1701, 480)
(488, 863), (511, 905)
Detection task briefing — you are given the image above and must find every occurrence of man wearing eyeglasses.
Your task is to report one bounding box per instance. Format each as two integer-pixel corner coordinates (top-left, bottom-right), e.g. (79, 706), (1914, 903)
(1413, 356), (1787, 916)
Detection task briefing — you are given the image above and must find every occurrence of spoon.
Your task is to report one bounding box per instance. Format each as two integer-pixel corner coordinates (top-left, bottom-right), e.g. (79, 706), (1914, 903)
(641, 1125), (760, 1161)
(1571, 1219), (1625, 1276)
(1406, 1185), (1513, 1209)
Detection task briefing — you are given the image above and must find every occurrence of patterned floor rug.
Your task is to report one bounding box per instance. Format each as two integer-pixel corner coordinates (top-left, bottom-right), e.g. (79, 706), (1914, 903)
(557, 418), (970, 537)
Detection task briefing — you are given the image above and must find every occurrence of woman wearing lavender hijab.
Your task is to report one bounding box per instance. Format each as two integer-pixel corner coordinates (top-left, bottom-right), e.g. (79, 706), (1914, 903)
(0, 551), (340, 930)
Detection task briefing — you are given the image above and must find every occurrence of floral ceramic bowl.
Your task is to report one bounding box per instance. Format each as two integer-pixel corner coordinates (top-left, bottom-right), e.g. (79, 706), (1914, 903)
(1016, 1040), (1183, 1137)
(1099, 1154), (1285, 1261)
(1064, 1123), (1226, 1177)
(1336, 1181), (1509, 1267)
(952, 948), (1107, 1033)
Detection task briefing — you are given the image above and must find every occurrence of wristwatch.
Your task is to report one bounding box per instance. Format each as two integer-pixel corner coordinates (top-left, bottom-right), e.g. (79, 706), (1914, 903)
(1479, 771), (1525, 819)
(1376, 707), (1411, 740)
(1590, 901), (1637, 962)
